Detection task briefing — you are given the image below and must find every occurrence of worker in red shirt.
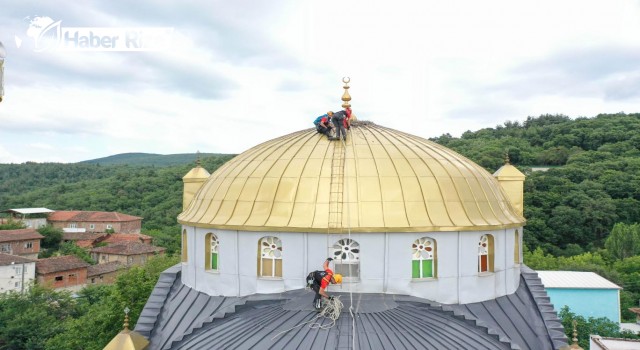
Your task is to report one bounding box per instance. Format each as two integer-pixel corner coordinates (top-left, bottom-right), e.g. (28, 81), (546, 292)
(309, 258), (343, 310)
(316, 114), (334, 139)
(344, 107), (353, 130)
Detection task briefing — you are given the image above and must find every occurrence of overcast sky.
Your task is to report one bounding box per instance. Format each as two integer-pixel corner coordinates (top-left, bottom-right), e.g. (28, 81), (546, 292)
(1, 0), (639, 163)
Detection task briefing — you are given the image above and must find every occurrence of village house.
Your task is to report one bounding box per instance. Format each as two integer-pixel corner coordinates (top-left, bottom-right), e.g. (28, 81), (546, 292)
(101, 233), (153, 245)
(0, 253), (36, 294)
(62, 232), (107, 248)
(1, 208), (54, 229)
(47, 211), (143, 234)
(90, 242), (165, 266)
(100, 233), (153, 244)
(87, 261), (124, 285)
(0, 228), (44, 259)
(62, 232), (153, 249)
(36, 255), (90, 292)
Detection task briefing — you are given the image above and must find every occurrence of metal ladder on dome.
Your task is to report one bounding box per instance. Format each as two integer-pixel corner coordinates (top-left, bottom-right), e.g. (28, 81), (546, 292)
(328, 141), (345, 234)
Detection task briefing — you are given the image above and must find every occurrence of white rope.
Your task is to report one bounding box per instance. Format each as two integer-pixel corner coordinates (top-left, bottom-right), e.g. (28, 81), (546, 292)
(274, 127), (357, 346)
(341, 131), (357, 350)
(310, 296), (344, 329)
(271, 296), (344, 340)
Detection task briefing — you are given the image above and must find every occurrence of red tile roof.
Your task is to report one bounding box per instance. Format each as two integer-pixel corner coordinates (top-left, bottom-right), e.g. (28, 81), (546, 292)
(0, 253), (36, 266)
(90, 242), (165, 256)
(36, 256), (91, 274)
(87, 261), (124, 276)
(0, 229), (44, 243)
(48, 211), (142, 222)
(101, 233), (152, 244)
(63, 232), (107, 241)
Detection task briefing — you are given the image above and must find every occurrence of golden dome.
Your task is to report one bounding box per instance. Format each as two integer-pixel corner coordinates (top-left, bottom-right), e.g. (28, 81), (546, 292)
(177, 123), (525, 232)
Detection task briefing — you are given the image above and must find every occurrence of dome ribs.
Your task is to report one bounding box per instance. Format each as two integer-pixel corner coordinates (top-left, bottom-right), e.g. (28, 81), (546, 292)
(381, 127), (459, 227)
(201, 130), (292, 225)
(178, 124), (525, 232)
(389, 126), (508, 227)
(426, 140), (503, 226)
(374, 126), (435, 228)
(290, 131), (332, 229)
(360, 125), (411, 229)
(244, 130), (316, 227)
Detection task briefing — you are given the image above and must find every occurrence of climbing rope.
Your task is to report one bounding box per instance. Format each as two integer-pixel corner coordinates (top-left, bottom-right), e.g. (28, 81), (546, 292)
(275, 129), (357, 346)
(271, 296), (344, 340)
(341, 132), (357, 350)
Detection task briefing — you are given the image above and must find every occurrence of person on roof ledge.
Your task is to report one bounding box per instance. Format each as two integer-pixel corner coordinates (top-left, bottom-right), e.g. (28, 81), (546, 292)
(307, 258), (343, 310)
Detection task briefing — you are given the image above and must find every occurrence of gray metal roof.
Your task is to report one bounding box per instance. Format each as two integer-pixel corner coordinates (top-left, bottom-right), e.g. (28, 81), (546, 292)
(136, 266), (568, 350)
(536, 271), (621, 289)
(3, 208), (54, 214)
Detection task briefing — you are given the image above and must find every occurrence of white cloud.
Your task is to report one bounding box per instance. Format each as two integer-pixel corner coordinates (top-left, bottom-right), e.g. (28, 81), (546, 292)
(1, 0), (640, 163)
(28, 142), (54, 150)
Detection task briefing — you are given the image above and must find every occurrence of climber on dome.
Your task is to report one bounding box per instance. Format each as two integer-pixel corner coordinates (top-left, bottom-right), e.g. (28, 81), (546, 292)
(307, 258), (343, 310)
(329, 109), (351, 141)
(314, 113), (334, 139)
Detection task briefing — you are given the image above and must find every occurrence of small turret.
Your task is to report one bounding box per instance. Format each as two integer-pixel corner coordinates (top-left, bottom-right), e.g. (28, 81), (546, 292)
(493, 155), (525, 217)
(103, 307), (149, 350)
(182, 157), (210, 210)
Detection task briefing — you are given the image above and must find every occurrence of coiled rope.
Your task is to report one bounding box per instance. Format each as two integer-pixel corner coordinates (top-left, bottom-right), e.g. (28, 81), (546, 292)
(271, 296), (344, 340)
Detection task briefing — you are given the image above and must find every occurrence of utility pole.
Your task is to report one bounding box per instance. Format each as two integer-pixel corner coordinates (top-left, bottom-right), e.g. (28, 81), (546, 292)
(20, 262), (25, 294)
(0, 40), (6, 102)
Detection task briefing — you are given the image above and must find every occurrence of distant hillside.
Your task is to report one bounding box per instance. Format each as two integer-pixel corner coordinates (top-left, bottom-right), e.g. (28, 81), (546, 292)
(0, 154), (235, 254)
(80, 152), (233, 167)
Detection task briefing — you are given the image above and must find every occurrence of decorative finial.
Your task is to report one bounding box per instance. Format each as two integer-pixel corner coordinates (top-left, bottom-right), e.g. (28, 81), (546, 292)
(123, 307), (130, 331)
(196, 150), (201, 167)
(569, 319), (583, 349)
(341, 77), (351, 109)
(504, 152), (510, 165)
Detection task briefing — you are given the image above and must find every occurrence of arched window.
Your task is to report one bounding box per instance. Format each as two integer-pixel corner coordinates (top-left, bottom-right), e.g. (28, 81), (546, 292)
(514, 230), (520, 265)
(181, 229), (188, 263)
(412, 237), (436, 278)
(205, 233), (219, 271)
(258, 236), (282, 277)
(478, 234), (495, 273)
(332, 239), (360, 278)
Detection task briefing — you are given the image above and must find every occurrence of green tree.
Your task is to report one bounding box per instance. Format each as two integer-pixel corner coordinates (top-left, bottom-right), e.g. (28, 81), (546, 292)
(605, 223), (640, 260)
(0, 220), (26, 230)
(58, 242), (96, 264)
(523, 247), (559, 270)
(558, 306), (636, 349)
(37, 225), (63, 251)
(0, 286), (79, 350)
(46, 255), (178, 350)
(145, 228), (180, 255)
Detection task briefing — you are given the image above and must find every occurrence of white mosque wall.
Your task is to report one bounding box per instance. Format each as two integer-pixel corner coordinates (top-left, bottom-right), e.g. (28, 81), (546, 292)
(181, 226), (522, 304)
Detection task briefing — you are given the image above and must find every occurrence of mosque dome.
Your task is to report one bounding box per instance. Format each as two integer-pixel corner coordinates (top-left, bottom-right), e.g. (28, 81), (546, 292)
(177, 121), (525, 232)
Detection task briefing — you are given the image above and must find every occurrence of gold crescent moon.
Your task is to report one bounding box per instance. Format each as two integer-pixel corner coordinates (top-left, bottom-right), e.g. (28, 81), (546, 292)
(342, 77), (350, 83)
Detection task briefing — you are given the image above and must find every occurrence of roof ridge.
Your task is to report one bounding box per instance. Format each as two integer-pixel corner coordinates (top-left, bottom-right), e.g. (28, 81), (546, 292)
(165, 298), (251, 349)
(521, 265), (569, 349)
(134, 264), (181, 338)
(418, 300), (519, 349)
